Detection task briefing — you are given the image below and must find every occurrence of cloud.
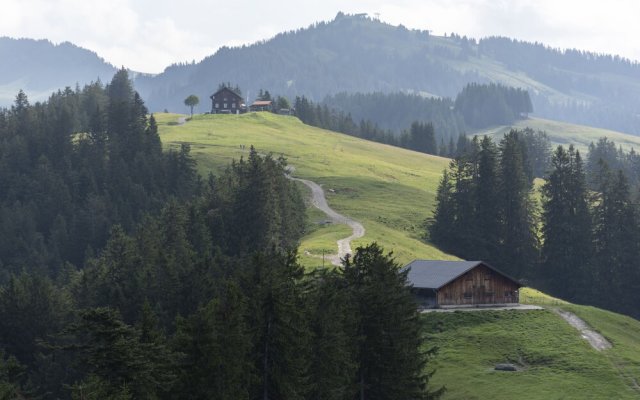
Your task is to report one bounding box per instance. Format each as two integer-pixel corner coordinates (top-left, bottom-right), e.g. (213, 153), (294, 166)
(0, 0), (639, 72)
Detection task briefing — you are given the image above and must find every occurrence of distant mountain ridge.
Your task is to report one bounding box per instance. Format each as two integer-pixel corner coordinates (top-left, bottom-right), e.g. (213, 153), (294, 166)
(3, 13), (640, 136)
(134, 13), (640, 136)
(0, 37), (117, 105)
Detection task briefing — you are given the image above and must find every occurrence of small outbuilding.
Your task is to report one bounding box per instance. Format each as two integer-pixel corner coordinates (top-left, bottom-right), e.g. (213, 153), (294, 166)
(250, 100), (273, 112)
(210, 87), (244, 114)
(405, 260), (521, 308)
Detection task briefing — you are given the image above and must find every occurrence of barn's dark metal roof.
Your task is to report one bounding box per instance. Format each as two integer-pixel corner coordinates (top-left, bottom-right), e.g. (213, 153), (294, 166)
(404, 260), (521, 289)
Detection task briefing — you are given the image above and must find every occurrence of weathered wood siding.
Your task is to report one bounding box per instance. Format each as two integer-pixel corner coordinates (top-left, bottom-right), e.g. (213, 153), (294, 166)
(436, 264), (519, 306)
(211, 88), (243, 113)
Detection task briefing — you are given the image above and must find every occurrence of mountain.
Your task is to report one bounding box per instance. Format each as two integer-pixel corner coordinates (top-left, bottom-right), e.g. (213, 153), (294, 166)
(136, 12), (640, 136)
(0, 37), (118, 105)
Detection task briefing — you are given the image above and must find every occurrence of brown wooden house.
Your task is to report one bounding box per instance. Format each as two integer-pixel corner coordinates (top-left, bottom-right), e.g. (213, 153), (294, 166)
(405, 260), (521, 308)
(210, 87), (244, 114)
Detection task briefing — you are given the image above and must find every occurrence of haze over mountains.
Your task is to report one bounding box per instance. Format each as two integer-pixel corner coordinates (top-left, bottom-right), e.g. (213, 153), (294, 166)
(0, 37), (118, 105)
(3, 12), (640, 135)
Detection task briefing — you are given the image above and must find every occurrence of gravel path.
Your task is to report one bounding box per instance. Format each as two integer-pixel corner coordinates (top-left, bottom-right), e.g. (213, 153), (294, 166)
(421, 304), (543, 313)
(289, 175), (365, 266)
(554, 309), (612, 351)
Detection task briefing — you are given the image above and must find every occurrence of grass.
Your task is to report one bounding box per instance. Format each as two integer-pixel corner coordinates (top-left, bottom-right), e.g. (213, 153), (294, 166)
(423, 307), (640, 399)
(475, 117), (640, 153)
(155, 111), (640, 398)
(155, 112), (455, 268)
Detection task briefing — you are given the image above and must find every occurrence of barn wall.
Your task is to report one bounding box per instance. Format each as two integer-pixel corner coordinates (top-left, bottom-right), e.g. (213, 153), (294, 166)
(436, 264), (519, 306)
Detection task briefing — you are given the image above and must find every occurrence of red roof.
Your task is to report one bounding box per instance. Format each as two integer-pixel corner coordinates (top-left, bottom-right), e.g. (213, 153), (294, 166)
(251, 100), (272, 106)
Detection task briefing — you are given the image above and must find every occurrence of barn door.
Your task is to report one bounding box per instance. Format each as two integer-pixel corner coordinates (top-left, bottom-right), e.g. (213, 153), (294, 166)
(473, 285), (485, 304)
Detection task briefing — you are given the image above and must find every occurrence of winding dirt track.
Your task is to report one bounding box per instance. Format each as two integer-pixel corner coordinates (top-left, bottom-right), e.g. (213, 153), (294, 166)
(289, 176), (365, 266)
(554, 309), (612, 351)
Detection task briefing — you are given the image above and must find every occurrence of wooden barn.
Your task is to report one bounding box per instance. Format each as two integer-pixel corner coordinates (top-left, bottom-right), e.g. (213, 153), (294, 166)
(249, 100), (273, 112)
(405, 260), (521, 308)
(210, 87), (244, 114)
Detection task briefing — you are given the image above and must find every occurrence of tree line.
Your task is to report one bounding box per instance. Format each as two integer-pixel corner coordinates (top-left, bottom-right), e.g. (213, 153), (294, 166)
(294, 83), (533, 157)
(0, 69), (200, 280)
(0, 76), (442, 398)
(428, 130), (640, 317)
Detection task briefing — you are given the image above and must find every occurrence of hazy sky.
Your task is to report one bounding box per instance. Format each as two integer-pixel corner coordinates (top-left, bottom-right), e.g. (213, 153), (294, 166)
(1, 0), (639, 73)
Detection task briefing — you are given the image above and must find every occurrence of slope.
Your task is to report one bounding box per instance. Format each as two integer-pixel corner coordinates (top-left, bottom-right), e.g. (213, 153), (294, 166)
(425, 289), (640, 399)
(155, 112), (454, 268)
(475, 116), (640, 153)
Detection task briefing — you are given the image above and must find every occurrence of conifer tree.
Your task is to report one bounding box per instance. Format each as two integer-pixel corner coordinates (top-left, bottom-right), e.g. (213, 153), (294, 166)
(428, 170), (455, 251)
(450, 154), (477, 258)
(541, 146), (592, 300)
(592, 165), (640, 312)
(474, 136), (501, 262)
(243, 251), (309, 400)
(343, 243), (444, 400)
(306, 269), (358, 400)
(172, 281), (253, 400)
(497, 130), (538, 278)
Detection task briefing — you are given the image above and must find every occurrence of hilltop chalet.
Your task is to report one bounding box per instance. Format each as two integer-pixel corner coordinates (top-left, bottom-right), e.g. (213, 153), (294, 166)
(210, 87), (244, 114)
(405, 260), (521, 308)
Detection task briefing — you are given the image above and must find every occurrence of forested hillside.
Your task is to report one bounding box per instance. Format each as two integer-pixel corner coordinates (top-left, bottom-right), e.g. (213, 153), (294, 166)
(0, 78), (440, 398)
(429, 130), (640, 318)
(0, 37), (117, 106)
(135, 13), (640, 135)
(292, 83), (532, 158)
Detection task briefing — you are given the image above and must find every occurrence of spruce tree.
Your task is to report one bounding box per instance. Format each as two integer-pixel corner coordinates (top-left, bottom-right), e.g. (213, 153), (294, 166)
(343, 243), (444, 400)
(306, 269), (358, 400)
(243, 251), (309, 400)
(541, 146), (592, 301)
(428, 170), (455, 252)
(592, 165), (640, 312)
(451, 154), (477, 258)
(497, 130), (538, 278)
(474, 136), (501, 262)
(172, 281), (253, 400)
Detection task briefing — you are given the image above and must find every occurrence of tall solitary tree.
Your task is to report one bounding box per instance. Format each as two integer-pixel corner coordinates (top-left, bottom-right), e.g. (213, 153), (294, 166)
(184, 95), (199, 117)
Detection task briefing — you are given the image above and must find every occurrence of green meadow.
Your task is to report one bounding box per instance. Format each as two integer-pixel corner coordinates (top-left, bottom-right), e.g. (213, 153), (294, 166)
(476, 116), (640, 153)
(424, 288), (640, 399)
(155, 112), (455, 267)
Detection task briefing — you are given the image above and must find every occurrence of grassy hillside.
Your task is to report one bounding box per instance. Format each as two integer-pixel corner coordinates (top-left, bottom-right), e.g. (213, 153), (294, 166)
(155, 112), (454, 267)
(426, 288), (640, 399)
(156, 112), (640, 398)
(476, 116), (640, 153)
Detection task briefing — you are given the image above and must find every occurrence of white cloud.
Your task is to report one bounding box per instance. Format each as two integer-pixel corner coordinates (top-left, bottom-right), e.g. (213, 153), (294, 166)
(0, 0), (639, 73)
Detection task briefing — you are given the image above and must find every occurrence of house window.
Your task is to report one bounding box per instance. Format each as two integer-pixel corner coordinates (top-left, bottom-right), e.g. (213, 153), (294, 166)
(224, 97), (228, 101)
(215, 103), (219, 108)
(463, 292), (472, 299)
(232, 103), (236, 108)
(224, 103), (227, 109)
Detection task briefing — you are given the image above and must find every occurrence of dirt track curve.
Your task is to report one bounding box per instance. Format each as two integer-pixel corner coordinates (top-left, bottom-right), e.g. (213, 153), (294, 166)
(554, 309), (612, 351)
(288, 175), (365, 266)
